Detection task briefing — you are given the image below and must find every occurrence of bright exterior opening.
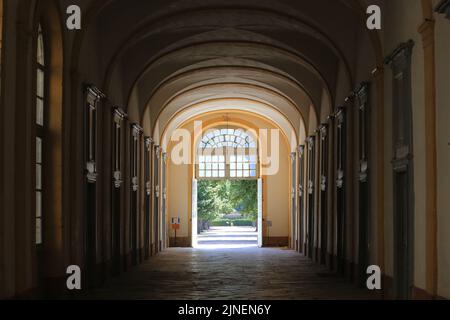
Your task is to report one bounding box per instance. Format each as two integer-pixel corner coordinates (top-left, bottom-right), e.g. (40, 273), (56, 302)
(192, 127), (263, 248)
(196, 180), (258, 249)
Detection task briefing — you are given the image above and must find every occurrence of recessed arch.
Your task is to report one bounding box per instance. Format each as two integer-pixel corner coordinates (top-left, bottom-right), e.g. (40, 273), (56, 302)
(71, 0), (384, 126)
(159, 99), (302, 153)
(165, 110), (293, 249)
(126, 41), (335, 120)
(149, 82), (309, 140)
(70, 1), (385, 144)
(71, 1), (384, 113)
(80, 0), (382, 71)
(97, 5), (354, 90)
(139, 65), (320, 127)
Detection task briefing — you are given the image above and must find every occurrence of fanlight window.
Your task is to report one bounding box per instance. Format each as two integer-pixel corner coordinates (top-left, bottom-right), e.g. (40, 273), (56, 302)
(197, 128), (258, 179)
(199, 128), (257, 149)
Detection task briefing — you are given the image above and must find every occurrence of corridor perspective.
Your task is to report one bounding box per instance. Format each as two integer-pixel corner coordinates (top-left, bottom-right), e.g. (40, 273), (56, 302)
(1, 0), (450, 302)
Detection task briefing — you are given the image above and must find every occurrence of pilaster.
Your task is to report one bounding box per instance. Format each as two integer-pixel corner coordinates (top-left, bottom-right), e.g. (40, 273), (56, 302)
(419, 14), (438, 297)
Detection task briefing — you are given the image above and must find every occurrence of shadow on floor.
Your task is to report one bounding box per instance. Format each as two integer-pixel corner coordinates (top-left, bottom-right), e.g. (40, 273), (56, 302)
(87, 245), (376, 300)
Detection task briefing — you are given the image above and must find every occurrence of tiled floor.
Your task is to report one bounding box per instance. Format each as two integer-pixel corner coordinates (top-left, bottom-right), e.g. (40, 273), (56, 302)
(88, 246), (375, 300)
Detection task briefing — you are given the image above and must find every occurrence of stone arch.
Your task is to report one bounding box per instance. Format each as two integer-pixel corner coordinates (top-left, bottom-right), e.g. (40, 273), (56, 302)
(165, 110), (292, 248)
(158, 98), (301, 153)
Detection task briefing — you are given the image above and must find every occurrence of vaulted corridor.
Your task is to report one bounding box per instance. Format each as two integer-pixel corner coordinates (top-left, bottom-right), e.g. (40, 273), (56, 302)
(87, 247), (373, 300)
(1, 0), (450, 302)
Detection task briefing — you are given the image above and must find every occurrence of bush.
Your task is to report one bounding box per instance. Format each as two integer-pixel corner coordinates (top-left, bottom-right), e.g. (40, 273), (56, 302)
(210, 219), (255, 227)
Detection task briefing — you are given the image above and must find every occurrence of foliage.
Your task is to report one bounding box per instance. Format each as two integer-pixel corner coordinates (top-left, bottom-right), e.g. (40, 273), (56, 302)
(197, 180), (232, 222)
(210, 219), (255, 227)
(229, 180), (258, 220)
(197, 180), (257, 223)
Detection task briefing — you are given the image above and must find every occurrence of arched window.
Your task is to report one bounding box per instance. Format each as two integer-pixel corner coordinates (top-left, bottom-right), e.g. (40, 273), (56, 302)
(35, 24), (45, 245)
(197, 128), (258, 179)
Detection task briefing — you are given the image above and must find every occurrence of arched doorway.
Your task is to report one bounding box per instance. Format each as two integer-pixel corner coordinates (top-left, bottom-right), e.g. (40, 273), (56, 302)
(163, 108), (298, 250)
(192, 124), (262, 248)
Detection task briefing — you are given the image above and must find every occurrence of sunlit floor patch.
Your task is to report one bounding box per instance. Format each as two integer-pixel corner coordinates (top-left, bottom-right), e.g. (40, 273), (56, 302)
(195, 243), (259, 249)
(195, 226), (258, 249)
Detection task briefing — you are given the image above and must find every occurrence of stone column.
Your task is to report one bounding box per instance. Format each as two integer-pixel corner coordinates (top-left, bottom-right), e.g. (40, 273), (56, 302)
(371, 65), (385, 295)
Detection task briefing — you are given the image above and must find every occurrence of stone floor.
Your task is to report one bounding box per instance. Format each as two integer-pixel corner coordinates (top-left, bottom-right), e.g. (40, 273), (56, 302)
(88, 246), (375, 300)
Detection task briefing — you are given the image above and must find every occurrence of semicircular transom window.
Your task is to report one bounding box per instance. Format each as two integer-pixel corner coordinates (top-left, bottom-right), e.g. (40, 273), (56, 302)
(197, 128), (259, 180)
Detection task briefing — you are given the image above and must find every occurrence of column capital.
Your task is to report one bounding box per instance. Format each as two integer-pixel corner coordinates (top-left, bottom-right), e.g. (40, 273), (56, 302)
(318, 124), (328, 139)
(290, 152), (296, 161)
(297, 145), (305, 157)
(306, 136), (315, 148)
(145, 136), (153, 149)
(418, 19), (435, 49)
(371, 66), (384, 79)
(131, 123), (143, 136)
(113, 107), (127, 122)
(334, 107), (346, 126)
(435, 0), (450, 20)
(355, 82), (370, 96)
(85, 84), (106, 101)
(344, 91), (356, 103)
(385, 40), (415, 69)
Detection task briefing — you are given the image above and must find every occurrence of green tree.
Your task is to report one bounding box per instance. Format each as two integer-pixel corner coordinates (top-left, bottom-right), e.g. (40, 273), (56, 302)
(217, 180), (234, 215)
(197, 179), (257, 224)
(229, 180), (257, 221)
(197, 181), (220, 222)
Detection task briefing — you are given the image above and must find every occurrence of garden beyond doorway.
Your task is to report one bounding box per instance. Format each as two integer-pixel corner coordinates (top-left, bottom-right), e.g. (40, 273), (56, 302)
(196, 180), (258, 248)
